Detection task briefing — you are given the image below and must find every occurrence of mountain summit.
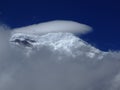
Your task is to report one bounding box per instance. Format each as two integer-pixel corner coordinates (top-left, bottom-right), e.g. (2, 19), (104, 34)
(10, 32), (106, 59)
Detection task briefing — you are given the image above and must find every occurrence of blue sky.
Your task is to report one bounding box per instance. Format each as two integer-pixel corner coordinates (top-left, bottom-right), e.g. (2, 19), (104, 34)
(0, 0), (120, 51)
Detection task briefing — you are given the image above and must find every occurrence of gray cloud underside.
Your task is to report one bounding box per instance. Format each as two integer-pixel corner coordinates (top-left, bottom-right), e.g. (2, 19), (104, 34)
(0, 23), (120, 90)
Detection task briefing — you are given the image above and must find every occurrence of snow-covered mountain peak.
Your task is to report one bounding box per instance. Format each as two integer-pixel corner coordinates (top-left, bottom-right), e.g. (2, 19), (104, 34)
(10, 32), (106, 59)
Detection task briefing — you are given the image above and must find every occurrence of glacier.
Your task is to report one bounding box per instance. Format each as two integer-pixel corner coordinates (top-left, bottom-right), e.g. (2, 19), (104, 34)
(10, 32), (107, 59)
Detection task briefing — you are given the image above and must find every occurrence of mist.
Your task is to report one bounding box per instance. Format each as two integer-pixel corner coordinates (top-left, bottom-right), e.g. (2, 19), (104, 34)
(0, 24), (120, 90)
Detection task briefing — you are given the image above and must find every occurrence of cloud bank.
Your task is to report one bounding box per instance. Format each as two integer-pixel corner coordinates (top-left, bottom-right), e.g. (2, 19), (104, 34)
(0, 21), (120, 90)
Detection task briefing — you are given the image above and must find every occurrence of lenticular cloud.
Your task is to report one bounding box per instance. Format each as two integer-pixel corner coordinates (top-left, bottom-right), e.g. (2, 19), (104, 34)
(0, 20), (120, 90)
(12, 20), (92, 35)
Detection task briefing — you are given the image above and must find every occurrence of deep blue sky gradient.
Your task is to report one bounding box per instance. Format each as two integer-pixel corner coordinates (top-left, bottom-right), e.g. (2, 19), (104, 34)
(0, 0), (120, 51)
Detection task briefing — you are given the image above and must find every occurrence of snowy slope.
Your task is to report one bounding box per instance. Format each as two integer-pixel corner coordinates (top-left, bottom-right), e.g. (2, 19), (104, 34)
(10, 32), (107, 59)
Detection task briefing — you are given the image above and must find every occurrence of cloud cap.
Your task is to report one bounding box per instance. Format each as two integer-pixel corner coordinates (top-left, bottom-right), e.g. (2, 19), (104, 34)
(12, 20), (92, 35)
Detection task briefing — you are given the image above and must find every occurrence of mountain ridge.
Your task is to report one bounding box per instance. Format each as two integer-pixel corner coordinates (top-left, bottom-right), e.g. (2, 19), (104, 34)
(10, 32), (107, 59)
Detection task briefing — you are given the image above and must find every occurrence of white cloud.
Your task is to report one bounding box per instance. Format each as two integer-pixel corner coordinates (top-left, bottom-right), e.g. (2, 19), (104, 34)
(12, 20), (92, 35)
(0, 21), (120, 90)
